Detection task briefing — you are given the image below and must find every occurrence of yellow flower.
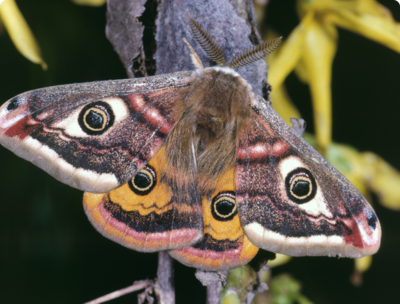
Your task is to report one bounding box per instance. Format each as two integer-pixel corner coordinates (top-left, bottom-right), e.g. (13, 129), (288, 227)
(267, 0), (400, 154)
(70, 0), (106, 6)
(0, 0), (47, 69)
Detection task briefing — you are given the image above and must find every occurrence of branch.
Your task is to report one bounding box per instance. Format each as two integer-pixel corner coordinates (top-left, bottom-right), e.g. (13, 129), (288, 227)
(83, 280), (152, 304)
(154, 251), (175, 304)
(206, 283), (223, 304)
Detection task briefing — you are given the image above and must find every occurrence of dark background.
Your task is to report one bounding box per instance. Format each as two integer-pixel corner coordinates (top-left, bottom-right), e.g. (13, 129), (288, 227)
(0, 0), (399, 303)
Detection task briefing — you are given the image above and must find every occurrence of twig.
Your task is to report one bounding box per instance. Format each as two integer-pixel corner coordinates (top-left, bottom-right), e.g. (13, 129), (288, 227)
(83, 280), (152, 304)
(154, 251), (175, 304)
(206, 282), (223, 304)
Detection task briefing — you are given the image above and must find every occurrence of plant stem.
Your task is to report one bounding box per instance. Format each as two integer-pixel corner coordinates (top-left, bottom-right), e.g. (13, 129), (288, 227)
(206, 282), (222, 304)
(155, 251), (175, 304)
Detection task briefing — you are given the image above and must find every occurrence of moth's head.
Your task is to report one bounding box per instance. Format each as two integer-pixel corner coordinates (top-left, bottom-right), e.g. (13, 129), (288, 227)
(185, 17), (282, 70)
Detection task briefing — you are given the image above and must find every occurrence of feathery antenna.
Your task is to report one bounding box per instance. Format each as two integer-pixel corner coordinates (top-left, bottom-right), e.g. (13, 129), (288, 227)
(189, 17), (227, 67)
(229, 37), (282, 68)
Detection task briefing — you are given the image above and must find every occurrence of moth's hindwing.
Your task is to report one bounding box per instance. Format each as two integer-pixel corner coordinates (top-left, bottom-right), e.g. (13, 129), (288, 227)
(236, 109), (381, 258)
(0, 72), (191, 193)
(83, 146), (203, 252)
(169, 167), (259, 270)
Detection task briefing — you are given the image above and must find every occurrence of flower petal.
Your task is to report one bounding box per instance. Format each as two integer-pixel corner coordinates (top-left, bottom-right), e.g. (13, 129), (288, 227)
(302, 19), (337, 153)
(328, 7), (400, 53)
(0, 0), (47, 69)
(267, 12), (313, 90)
(71, 0), (106, 6)
(266, 31), (302, 125)
(267, 254), (292, 268)
(355, 255), (372, 273)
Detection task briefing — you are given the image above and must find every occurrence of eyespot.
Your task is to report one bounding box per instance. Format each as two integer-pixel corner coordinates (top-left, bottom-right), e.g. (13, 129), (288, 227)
(78, 101), (115, 135)
(211, 191), (237, 221)
(285, 168), (317, 204)
(7, 98), (20, 111)
(128, 165), (156, 196)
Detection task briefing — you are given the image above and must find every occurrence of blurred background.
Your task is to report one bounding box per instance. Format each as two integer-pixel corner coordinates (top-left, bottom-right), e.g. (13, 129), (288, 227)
(0, 0), (399, 303)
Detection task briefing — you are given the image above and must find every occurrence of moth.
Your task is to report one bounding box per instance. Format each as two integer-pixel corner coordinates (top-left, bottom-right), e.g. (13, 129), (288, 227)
(0, 19), (380, 270)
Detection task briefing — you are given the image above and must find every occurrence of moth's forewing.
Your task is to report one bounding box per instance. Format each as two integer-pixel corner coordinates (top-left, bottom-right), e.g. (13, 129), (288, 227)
(0, 72), (192, 193)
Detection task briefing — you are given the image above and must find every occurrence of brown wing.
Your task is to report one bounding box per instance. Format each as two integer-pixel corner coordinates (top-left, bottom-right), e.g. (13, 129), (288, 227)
(236, 98), (381, 258)
(0, 71), (192, 193)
